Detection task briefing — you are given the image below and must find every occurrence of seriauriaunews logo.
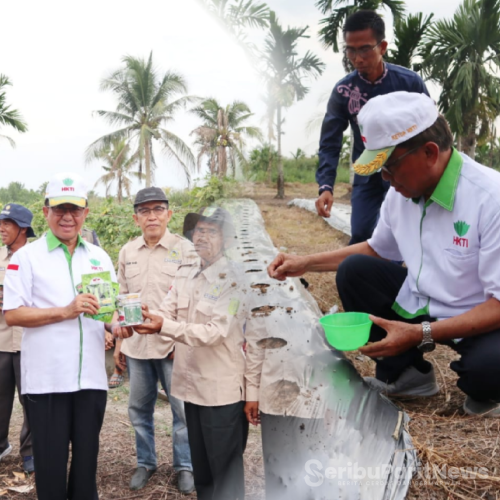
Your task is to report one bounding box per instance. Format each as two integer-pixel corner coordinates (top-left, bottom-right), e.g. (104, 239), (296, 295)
(63, 178), (74, 186)
(453, 220), (470, 248)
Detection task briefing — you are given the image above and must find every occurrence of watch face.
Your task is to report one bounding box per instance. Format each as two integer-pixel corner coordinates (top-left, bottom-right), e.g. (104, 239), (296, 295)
(418, 341), (436, 353)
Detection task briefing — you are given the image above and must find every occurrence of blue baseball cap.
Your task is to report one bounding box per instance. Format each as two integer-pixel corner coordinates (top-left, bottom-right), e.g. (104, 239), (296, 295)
(0, 203), (36, 238)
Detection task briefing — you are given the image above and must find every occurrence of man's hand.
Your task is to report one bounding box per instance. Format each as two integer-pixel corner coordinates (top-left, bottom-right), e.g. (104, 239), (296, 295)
(359, 316), (422, 358)
(112, 323), (134, 339)
(113, 340), (127, 372)
(105, 331), (114, 350)
(315, 191), (333, 218)
(244, 401), (261, 426)
(65, 293), (100, 319)
(267, 253), (309, 281)
(134, 306), (164, 335)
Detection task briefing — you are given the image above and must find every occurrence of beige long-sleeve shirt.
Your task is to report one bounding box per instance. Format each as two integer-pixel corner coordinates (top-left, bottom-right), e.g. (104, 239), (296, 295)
(156, 256), (247, 406)
(0, 246), (22, 353)
(118, 231), (198, 360)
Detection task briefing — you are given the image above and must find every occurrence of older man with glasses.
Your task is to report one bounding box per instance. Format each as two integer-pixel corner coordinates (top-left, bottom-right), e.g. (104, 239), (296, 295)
(271, 91), (500, 418)
(316, 9), (429, 244)
(115, 187), (195, 493)
(3, 173), (117, 500)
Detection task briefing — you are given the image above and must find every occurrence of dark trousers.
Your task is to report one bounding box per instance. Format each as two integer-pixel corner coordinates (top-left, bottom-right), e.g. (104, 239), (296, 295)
(0, 351), (31, 457)
(336, 254), (500, 402)
(184, 401), (248, 500)
(350, 172), (390, 245)
(24, 390), (107, 500)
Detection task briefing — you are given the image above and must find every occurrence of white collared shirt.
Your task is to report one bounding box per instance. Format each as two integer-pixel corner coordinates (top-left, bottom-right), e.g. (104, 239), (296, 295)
(3, 230), (116, 394)
(368, 150), (500, 321)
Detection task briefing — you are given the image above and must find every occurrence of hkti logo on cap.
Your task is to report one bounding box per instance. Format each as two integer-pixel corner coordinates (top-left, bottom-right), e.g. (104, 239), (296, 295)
(353, 92), (439, 176)
(46, 172), (88, 208)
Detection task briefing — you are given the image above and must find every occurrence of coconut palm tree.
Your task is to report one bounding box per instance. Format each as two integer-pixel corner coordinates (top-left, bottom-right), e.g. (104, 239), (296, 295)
(0, 75), (28, 147)
(385, 12), (434, 71)
(202, 0), (269, 34)
(316, 0), (406, 53)
(87, 53), (196, 187)
(262, 11), (325, 198)
(92, 139), (140, 203)
(422, 0), (500, 158)
(191, 98), (262, 178)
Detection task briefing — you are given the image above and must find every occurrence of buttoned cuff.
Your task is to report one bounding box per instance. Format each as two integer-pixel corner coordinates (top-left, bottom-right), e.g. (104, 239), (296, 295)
(159, 317), (178, 339)
(318, 185), (333, 195)
(245, 386), (260, 402)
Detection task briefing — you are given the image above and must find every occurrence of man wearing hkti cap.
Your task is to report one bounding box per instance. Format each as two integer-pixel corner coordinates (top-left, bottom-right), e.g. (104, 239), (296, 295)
(3, 172), (117, 500)
(0, 204), (35, 474)
(268, 91), (500, 418)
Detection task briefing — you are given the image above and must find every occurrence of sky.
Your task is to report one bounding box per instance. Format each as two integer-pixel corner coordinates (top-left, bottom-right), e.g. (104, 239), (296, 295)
(1, 0), (464, 195)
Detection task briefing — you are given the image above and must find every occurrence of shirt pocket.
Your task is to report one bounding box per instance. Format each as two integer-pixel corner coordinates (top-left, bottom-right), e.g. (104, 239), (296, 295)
(160, 263), (179, 294)
(177, 294), (190, 321)
(195, 300), (213, 322)
(124, 265), (141, 293)
(440, 249), (481, 297)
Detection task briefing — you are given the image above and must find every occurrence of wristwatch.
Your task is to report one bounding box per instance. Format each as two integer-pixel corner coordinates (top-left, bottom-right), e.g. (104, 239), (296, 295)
(418, 321), (435, 353)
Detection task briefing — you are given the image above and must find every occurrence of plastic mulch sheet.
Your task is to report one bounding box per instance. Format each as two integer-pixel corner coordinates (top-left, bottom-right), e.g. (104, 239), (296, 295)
(222, 198), (416, 500)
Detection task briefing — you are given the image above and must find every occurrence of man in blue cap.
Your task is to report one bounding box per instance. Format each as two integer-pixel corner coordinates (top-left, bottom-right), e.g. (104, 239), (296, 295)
(0, 203), (36, 473)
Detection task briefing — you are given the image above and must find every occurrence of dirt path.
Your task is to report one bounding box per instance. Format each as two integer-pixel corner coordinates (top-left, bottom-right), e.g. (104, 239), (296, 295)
(2, 183), (498, 500)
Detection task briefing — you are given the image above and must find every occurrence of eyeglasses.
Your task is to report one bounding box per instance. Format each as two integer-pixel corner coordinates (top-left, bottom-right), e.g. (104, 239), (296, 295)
(136, 206), (167, 216)
(344, 41), (382, 59)
(381, 146), (421, 176)
(194, 227), (222, 238)
(50, 206), (85, 217)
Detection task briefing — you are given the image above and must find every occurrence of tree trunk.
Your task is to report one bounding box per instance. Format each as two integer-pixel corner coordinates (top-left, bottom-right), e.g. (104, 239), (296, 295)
(218, 146), (227, 178)
(461, 113), (477, 159)
(145, 140), (152, 187)
(276, 105), (285, 199)
(118, 175), (123, 204)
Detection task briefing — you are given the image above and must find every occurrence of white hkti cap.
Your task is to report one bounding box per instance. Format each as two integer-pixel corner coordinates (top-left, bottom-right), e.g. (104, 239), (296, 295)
(353, 92), (439, 176)
(45, 172), (88, 207)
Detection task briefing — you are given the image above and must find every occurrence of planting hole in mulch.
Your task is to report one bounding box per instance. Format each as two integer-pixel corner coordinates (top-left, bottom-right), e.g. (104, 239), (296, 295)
(244, 259), (259, 262)
(246, 269), (263, 273)
(257, 337), (288, 349)
(251, 283), (270, 294)
(251, 305), (278, 317)
(263, 380), (300, 413)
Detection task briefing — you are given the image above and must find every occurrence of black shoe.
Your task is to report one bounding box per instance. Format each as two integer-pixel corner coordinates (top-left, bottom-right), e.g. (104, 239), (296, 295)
(178, 470), (195, 494)
(23, 455), (35, 474)
(129, 467), (155, 490)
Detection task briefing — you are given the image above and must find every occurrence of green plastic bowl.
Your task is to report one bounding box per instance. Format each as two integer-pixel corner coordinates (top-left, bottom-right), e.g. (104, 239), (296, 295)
(320, 312), (372, 351)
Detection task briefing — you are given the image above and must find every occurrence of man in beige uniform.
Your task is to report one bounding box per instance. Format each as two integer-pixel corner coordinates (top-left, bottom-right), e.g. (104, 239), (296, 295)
(116, 187), (194, 493)
(0, 204), (35, 473)
(132, 207), (249, 500)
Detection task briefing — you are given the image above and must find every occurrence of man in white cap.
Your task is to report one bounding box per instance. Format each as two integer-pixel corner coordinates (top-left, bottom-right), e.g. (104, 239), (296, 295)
(268, 91), (500, 417)
(3, 173), (117, 499)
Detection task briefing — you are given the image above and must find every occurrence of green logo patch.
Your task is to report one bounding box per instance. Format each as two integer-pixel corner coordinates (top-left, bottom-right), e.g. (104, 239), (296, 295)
(204, 283), (223, 301)
(454, 221), (470, 237)
(63, 178), (74, 187)
(90, 258), (101, 266)
(228, 298), (240, 316)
